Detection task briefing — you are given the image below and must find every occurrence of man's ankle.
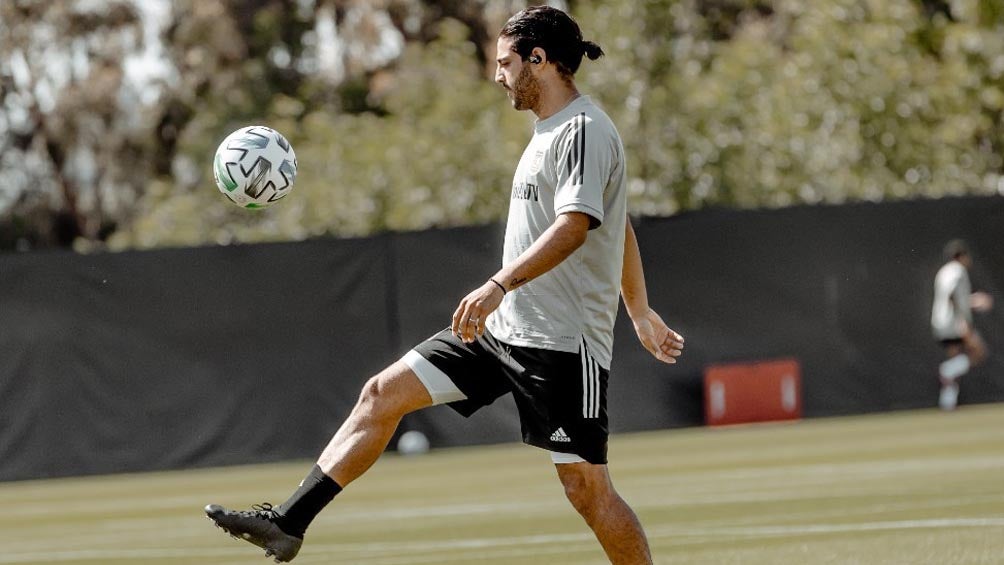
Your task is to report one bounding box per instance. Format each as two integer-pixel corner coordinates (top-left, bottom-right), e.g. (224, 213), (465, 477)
(276, 465), (343, 537)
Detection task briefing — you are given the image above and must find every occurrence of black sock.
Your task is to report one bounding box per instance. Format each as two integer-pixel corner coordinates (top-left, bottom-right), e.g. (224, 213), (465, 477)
(276, 465), (342, 538)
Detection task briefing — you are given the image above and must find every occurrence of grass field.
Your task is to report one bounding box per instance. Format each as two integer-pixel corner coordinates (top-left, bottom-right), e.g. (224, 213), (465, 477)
(1, 404), (1003, 565)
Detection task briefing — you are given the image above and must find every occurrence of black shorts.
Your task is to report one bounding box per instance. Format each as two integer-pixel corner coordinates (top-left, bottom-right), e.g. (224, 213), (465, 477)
(408, 328), (609, 464)
(940, 338), (965, 348)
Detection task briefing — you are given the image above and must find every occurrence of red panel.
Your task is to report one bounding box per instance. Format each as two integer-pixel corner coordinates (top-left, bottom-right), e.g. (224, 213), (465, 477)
(704, 358), (802, 426)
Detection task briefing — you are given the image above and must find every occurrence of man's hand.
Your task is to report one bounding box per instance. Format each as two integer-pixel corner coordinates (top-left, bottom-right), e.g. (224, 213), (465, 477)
(452, 280), (505, 343)
(971, 291), (994, 313)
(633, 308), (684, 364)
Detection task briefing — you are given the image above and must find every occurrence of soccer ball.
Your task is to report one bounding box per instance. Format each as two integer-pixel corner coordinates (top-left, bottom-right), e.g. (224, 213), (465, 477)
(396, 430), (430, 456)
(213, 125), (297, 209)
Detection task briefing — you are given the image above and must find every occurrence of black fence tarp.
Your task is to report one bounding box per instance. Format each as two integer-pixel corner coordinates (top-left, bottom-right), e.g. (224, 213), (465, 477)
(1, 196), (1002, 480)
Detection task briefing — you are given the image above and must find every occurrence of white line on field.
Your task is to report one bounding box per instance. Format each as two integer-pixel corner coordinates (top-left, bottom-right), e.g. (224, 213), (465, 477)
(6, 491), (1003, 553)
(649, 517), (1004, 538)
(626, 455), (1004, 489)
(0, 517), (1001, 563)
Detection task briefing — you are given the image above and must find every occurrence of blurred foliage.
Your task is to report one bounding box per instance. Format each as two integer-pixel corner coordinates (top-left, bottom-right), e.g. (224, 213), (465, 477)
(116, 16), (528, 249)
(1, 0), (1003, 251)
(576, 0), (1004, 214)
(0, 0), (145, 248)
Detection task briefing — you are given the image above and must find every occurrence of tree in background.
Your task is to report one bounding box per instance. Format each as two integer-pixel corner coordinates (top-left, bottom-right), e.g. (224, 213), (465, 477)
(1, 0), (1003, 251)
(109, 4), (528, 250)
(577, 0), (1004, 213)
(0, 1), (147, 248)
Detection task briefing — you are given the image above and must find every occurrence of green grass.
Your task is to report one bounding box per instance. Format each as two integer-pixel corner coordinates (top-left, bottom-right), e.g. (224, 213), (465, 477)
(1, 405), (1003, 564)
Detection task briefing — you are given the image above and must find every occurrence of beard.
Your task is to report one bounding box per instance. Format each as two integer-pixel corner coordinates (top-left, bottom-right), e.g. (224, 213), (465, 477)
(508, 64), (541, 111)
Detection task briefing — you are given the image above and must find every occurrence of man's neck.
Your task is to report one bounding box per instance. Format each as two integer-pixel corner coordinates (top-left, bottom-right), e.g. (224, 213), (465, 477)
(534, 83), (581, 120)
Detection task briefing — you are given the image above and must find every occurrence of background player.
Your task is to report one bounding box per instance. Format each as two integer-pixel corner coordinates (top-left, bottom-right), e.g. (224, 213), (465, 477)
(931, 239), (993, 410)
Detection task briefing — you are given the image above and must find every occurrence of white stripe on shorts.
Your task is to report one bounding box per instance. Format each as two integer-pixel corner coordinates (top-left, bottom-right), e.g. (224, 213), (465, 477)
(550, 451), (587, 464)
(402, 350), (468, 405)
(580, 342), (600, 419)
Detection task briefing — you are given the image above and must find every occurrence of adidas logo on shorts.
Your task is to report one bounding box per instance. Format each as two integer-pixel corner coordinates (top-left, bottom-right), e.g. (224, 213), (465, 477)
(550, 428), (572, 443)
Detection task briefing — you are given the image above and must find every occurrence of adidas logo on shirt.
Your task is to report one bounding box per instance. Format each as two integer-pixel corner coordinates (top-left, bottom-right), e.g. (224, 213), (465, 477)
(550, 428), (572, 443)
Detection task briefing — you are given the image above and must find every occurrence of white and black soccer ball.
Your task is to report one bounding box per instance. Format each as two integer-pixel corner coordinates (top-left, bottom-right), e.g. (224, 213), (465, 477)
(213, 125), (297, 209)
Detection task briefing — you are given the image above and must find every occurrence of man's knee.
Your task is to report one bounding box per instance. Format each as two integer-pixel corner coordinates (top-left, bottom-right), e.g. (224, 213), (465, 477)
(558, 464), (615, 519)
(356, 374), (406, 418)
(355, 364), (432, 418)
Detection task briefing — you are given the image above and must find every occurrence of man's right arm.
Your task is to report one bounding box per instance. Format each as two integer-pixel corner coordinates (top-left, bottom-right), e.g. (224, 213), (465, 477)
(451, 211), (592, 343)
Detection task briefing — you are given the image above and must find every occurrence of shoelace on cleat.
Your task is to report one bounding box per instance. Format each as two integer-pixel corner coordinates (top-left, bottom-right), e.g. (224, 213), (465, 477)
(239, 502), (281, 521)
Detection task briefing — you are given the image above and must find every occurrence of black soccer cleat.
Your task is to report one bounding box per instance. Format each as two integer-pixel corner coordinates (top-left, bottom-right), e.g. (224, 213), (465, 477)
(205, 502), (303, 562)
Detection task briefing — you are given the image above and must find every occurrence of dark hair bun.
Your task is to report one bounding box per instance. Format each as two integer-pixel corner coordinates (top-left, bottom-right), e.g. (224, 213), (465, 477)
(582, 40), (605, 60)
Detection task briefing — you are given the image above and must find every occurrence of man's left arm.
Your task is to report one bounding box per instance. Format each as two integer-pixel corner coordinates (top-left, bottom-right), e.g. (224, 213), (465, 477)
(621, 217), (685, 364)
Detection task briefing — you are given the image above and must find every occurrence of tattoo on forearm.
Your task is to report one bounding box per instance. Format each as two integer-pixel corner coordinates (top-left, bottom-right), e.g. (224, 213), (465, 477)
(508, 277), (528, 289)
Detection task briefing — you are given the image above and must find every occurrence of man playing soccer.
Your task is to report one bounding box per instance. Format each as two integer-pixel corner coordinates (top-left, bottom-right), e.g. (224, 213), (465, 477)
(206, 6), (684, 564)
(931, 239), (992, 410)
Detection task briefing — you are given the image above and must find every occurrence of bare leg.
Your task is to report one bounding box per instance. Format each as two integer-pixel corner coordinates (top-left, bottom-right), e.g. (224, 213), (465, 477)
(939, 343), (968, 411)
(963, 332), (988, 366)
(317, 360), (433, 486)
(204, 361), (434, 561)
(556, 462), (653, 565)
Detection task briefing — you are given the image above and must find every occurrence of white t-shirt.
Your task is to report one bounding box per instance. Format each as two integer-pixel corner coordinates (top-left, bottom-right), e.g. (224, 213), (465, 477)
(486, 96), (627, 369)
(931, 260), (972, 340)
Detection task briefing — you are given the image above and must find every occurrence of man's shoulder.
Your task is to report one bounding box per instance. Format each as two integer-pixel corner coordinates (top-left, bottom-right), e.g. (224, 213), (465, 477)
(578, 98), (617, 128)
(549, 98), (621, 144)
(936, 261), (966, 282)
